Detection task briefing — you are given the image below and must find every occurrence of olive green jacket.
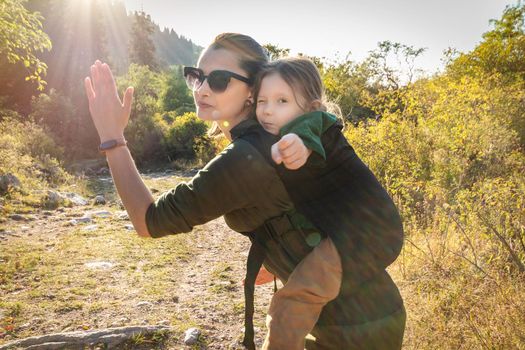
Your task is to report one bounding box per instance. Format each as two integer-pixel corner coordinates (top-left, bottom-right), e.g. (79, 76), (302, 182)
(145, 118), (405, 347)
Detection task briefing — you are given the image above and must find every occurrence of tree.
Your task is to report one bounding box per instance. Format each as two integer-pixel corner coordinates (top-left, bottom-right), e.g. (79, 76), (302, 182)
(263, 44), (290, 60)
(116, 64), (164, 164)
(0, 0), (51, 91)
(161, 65), (194, 115)
(447, 3), (525, 83)
(360, 41), (425, 119)
(129, 10), (157, 70)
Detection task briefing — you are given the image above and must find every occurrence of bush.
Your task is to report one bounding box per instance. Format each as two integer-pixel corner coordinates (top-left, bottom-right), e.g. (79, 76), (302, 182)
(0, 110), (69, 198)
(158, 111), (211, 162)
(29, 89), (81, 156)
(117, 64), (165, 165)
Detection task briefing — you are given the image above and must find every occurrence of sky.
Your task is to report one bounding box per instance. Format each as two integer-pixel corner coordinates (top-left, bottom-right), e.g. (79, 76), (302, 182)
(122, 0), (515, 74)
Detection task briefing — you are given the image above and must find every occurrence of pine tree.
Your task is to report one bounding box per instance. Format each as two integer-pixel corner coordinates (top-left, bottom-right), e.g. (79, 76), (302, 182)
(129, 10), (157, 70)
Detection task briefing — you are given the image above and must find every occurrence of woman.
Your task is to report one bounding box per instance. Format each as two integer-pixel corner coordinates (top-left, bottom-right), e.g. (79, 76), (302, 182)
(84, 33), (405, 349)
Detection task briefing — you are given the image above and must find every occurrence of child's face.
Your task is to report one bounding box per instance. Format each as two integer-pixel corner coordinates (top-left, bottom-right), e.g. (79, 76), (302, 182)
(256, 73), (307, 135)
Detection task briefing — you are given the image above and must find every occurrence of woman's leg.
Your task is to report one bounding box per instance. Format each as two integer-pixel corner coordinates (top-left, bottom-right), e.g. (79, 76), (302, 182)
(261, 238), (342, 350)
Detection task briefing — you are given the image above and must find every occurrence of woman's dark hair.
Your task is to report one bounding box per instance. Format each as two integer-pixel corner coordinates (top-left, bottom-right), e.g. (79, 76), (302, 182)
(209, 33), (269, 82)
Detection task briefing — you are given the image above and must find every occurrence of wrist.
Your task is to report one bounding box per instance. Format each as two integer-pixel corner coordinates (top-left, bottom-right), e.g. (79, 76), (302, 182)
(99, 138), (128, 154)
(100, 134), (125, 144)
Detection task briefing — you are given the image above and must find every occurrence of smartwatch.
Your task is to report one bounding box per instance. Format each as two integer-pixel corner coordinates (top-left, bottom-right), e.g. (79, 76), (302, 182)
(99, 139), (127, 153)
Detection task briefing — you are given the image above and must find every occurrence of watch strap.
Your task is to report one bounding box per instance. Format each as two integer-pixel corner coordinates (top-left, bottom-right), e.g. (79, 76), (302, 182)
(99, 139), (127, 153)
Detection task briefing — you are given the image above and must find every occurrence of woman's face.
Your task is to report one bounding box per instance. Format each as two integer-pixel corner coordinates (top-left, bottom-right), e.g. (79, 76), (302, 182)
(194, 48), (253, 126)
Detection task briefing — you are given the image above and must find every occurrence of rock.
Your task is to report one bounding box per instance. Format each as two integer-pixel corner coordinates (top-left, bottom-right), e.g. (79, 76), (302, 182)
(62, 192), (89, 206)
(118, 316), (130, 323)
(69, 216), (92, 225)
(0, 174), (21, 194)
(89, 210), (111, 218)
(115, 211), (129, 220)
(9, 214), (26, 221)
(150, 188), (159, 194)
(124, 224), (134, 231)
(82, 224), (98, 231)
(184, 327), (201, 345)
(20, 226), (30, 231)
(94, 195), (106, 205)
(136, 301), (154, 309)
(84, 261), (115, 270)
(96, 167), (109, 175)
(42, 190), (64, 209)
(18, 322), (31, 329)
(76, 216), (93, 223)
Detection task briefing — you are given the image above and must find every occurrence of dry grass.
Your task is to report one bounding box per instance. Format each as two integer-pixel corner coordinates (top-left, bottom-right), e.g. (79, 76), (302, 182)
(2, 172), (524, 349)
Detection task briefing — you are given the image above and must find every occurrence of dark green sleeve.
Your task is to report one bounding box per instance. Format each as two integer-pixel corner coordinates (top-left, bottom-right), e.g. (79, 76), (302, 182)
(279, 111), (338, 160)
(145, 139), (274, 238)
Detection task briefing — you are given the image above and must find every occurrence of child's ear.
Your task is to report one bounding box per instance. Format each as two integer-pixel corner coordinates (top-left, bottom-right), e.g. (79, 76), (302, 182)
(310, 100), (322, 111)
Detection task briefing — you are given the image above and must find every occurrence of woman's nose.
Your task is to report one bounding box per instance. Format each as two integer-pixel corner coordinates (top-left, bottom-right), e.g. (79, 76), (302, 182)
(195, 78), (211, 96)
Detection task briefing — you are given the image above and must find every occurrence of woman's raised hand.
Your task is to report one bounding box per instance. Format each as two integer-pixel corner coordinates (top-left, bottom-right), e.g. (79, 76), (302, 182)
(84, 60), (134, 142)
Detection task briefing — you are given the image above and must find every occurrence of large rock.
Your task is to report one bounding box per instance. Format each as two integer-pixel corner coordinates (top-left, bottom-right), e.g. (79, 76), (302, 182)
(0, 174), (21, 195)
(62, 192), (89, 206)
(93, 195), (106, 205)
(184, 327), (201, 345)
(9, 214), (26, 221)
(42, 190), (63, 210)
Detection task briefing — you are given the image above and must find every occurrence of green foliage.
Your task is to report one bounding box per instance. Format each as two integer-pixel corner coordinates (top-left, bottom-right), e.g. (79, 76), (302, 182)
(320, 55), (373, 119)
(157, 112), (213, 163)
(455, 176), (525, 273)
(0, 0), (51, 90)
(129, 10), (157, 70)
(161, 65), (194, 115)
(344, 39), (525, 345)
(345, 66), (525, 271)
(263, 43), (290, 60)
(448, 3), (525, 83)
(117, 64), (164, 164)
(0, 109), (68, 197)
(29, 89), (80, 158)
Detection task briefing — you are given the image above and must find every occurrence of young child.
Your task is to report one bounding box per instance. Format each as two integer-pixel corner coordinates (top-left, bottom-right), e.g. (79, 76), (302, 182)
(252, 57), (406, 349)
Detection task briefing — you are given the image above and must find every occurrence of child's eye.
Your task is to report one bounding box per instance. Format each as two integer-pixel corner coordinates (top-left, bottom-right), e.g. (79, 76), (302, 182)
(257, 100), (266, 104)
(278, 98), (287, 103)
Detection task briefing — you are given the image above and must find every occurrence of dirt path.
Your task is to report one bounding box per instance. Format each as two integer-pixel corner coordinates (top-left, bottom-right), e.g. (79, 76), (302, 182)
(0, 172), (275, 349)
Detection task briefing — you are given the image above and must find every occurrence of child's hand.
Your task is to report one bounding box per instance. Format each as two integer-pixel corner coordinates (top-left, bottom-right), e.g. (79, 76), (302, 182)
(271, 133), (312, 170)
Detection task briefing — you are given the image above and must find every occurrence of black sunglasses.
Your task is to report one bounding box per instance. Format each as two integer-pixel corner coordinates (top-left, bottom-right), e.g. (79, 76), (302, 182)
(183, 66), (253, 93)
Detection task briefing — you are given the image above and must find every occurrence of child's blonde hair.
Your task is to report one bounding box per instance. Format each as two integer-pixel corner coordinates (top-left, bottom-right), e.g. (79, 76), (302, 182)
(254, 57), (342, 119)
